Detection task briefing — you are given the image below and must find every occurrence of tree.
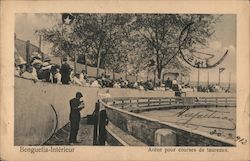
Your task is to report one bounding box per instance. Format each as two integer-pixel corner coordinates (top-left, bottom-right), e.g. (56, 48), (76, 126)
(132, 14), (220, 80)
(37, 14), (220, 80)
(72, 14), (131, 77)
(37, 18), (79, 58)
(37, 13), (132, 76)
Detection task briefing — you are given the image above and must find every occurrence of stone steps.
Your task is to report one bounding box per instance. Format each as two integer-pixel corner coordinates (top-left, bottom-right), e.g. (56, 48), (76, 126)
(43, 118), (94, 146)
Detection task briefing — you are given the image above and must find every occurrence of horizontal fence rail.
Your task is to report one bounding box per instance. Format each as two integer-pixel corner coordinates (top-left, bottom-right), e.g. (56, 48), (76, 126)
(102, 97), (236, 112)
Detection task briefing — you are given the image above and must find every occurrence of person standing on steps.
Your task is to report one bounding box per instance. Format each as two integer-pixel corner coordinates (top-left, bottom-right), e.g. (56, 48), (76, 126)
(69, 92), (85, 145)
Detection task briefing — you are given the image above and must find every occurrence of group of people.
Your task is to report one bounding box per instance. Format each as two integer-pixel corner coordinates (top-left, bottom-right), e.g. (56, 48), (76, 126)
(15, 54), (90, 85)
(15, 52), (231, 93)
(164, 77), (231, 93)
(14, 53), (157, 91)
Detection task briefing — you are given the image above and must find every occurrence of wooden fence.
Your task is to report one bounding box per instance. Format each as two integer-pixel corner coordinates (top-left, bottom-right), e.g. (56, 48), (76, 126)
(101, 97), (236, 112)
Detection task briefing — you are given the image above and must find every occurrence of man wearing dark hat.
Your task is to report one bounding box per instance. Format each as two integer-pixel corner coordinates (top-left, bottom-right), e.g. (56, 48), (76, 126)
(69, 92), (85, 145)
(61, 57), (71, 84)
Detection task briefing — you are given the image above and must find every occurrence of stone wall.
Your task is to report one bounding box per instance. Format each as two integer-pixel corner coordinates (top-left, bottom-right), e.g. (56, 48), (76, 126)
(105, 105), (235, 146)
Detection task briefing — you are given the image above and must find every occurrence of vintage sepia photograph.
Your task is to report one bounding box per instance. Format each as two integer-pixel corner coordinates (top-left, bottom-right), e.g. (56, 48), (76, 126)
(14, 13), (238, 147)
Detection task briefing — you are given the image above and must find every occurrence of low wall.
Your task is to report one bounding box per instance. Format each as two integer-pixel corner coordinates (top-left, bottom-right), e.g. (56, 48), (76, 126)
(15, 77), (99, 145)
(14, 77), (174, 145)
(104, 103), (235, 146)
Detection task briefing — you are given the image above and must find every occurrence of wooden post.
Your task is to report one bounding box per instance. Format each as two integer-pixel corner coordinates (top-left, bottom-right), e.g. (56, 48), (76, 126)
(121, 100), (124, 109)
(148, 98), (150, 107)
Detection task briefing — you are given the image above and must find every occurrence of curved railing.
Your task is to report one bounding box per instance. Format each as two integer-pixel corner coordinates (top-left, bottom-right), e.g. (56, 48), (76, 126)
(41, 104), (59, 145)
(102, 97), (236, 112)
(100, 96), (236, 146)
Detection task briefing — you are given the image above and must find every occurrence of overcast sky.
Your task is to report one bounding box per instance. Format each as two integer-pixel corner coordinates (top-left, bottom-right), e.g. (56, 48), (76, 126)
(15, 14), (236, 84)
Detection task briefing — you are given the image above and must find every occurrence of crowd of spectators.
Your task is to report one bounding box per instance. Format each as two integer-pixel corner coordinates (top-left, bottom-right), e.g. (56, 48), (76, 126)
(164, 77), (231, 93)
(15, 53), (231, 93)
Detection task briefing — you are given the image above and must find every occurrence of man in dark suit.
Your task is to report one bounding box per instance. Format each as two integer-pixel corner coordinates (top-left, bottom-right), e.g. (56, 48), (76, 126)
(69, 92), (84, 145)
(61, 57), (71, 84)
(98, 108), (109, 145)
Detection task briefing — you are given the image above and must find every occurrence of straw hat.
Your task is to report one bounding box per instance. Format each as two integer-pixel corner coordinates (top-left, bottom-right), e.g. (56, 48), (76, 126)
(42, 62), (50, 67)
(43, 57), (51, 62)
(32, 59), (42, 65)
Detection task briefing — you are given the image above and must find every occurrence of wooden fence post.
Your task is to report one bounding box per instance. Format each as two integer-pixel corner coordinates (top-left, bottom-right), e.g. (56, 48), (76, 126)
(122, 99), (124, 109)
(148, 98), (151, 107)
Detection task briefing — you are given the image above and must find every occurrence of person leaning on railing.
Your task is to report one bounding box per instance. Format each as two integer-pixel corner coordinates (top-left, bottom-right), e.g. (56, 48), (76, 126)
(97, 90), (110, 145)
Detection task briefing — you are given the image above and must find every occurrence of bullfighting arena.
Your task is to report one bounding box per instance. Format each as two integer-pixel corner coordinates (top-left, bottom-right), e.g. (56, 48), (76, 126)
(15, 77), (236, 146)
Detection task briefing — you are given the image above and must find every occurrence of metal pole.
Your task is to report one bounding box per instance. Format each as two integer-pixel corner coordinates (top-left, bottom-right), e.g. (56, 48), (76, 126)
(84, 53), (88, 74)
(96, 52), (101, 78)
(60, 23), (64, 65)
(26, 40), (30, 67)
(39, 35), (44, 62)
(125, 65), (128, 80)
(74, 52), (77, 74)
(207, 71), (209, 87)
(180, 73), (182, 84)
(153, 67), (156, 87)
(39, 35), (41, 50)
(197, 68), (200, 88)
(147, 68), (149, 81)
(228, 72), (231, 89)
(112, 68), (115, 81)
(218, 69), (221, 86)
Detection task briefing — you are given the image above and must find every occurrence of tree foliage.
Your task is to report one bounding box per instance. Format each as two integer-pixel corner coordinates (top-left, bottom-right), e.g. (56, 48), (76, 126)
(131, 14), (220, 79)
(37, 13), (220, 80)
